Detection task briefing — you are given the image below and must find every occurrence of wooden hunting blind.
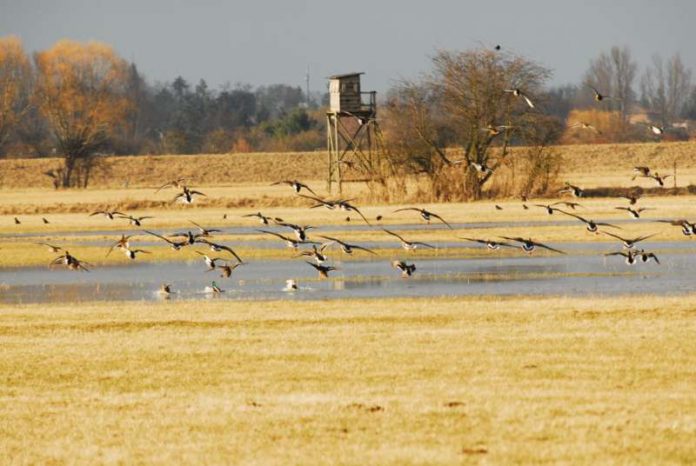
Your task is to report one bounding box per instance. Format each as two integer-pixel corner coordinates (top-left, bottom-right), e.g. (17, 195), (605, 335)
(326, 72), (383, 193)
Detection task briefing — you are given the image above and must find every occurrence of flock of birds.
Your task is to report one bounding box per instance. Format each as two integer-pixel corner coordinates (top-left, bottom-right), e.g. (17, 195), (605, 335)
(24, 157), (693, 299)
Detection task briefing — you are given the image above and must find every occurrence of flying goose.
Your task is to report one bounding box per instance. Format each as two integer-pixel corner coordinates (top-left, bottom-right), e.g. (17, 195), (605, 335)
(173, 186), (207, 204)
(459, 237), (516, 251)
(600, 231), (656, 249)
(656, 219), (696, 236)
(642, 123), (664, 136)
(189, 220), (222, 237)
(90, 209), (124, 220)
(621, 193), (641, 205)
(123, 248), (151, 260)
(295, 244), (329, 264)
(144, 230), (188, 250)
(635, 249), (660, 264)
(589, 85), (616, 102)
(500, 237), (565, 254)
(117, 214), (153, 227)
(559, 182), (584, 198)
(305, 261), (336, 279)
(558, 210), (621, 233)
(569, 122), (601, 133)
(317, 235), (377, 255)
(195, 251), (226, 270)
(106, 234), (132, 257)
(257, 229), (318, 249)
(504, 88), (535, 108)
(36, 242), (63, 253)
(605, 250), (638, 265)
(155, 177), (189, 193)
(336, 200), (371, 224)
(195, 238), (243, 263)
(632, 166), (651, 178)
(469, 162), (493, 176)
(170, 230), (202, 245)
(50, 251), (91, 271)
(283, 279), (298, 292)
(383, 229), (436, 251)
(615, 206), (653, 219)
(271, 180), (317, 196)
(392, 207), (453, 229)
(480, 124), (514, 137)
(647, 173), (670, 187)
(214, 261), (243, 278)
(242, 212), (284, 225)
(275, 221), (314, 242)
(392, 260), (416, 277)
(42, 217), (50, 224)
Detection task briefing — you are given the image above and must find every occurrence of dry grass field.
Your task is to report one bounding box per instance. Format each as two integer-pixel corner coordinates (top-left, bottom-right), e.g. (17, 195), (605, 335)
(1, 296), (695, 464)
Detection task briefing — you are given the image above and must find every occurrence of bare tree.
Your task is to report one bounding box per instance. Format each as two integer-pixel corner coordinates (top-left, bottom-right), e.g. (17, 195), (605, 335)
(641, 53), (693, 127)
(583, 46), (637, 128)
(384, 48), (555, 200)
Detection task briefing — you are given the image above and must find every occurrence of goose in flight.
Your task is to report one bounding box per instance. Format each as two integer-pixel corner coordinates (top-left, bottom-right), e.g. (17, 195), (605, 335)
(274, 221), (314, 242)
(318, 235), (377, 255)
(117, 214), (153, 227)
(189, 220), (222, 237)
(615, 206), (653, 219)
(504, 88), (535, 108)
(601, 231), (656, 249)
(195, 238), (243, 263)
(50, 251), (91, 271)
(90, 209), (124, 220)
(459, 237), (516, 251)
(258, 229), (318, 249)
(123, 248), (151, 260)
(155, 177), (189, 193)
(569, 122), (601, 133)
(392, 260), (416, 277)
(588, 85), (617, 102)
(383, 229), (436, 251)
(559, 182), (585, 198)
(296, 244), (329, 265)
(557, 210), (621, 233)
(145, 230), (188, 250)
(655, 219), (696, 236)
(500, 237), (565, 254)
(605, 250), (638, 265)
(173, 186), (207, 204)
(305, 261), (337, 279)
(242, 212), (284, 225)
(106, 234), (132, 256)
(271, 180), (317, 196)
(36, 242), (63, 253)
(392, 207), (453, 229)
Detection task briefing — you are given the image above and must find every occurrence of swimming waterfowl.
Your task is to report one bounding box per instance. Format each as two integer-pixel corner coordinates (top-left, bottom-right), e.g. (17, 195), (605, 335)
(155, 177), (189, 193)
(242, 212), (284, 225)
(605, 250), (638, 265)
(50, 251), (91, 271)
(90, 209), (124, 220)
(392, 260), (416, 277)
(392, 207), (452, 229)
(117, 214), (153, 227)
(204, 281), (223, 294)
(305, 261), (336, 279)
(296, 244), (329, 264)
(106, 234), (132, 256)
(559, 182), (584, 198)
(195, 239), (243, 263)
(173, 186), (207, 204)
(123, 248), (151, 260)
(459, 237), (515, 251)
(257, 229), (318, 249)
(504, 88), (535, 108)
(557, 210), (620, 233)
(189, 220), (222, 237)
(271, 180), (317, 196)
(600, 231), (656, 249)
(383, 229), (436, 251)
(158, 283), (172, 297)
(36, 242), (63, 253)
(144, 230), (187, 250)
(615, 206), (652, 219)
(318, 235), (377, 255)
(500, 237), (565, 254)
(283, 279), (298, 291)
(656, 219), (696, 236)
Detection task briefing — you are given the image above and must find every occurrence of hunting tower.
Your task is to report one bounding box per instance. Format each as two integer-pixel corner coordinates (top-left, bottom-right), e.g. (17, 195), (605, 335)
(326, 72), (381, 193)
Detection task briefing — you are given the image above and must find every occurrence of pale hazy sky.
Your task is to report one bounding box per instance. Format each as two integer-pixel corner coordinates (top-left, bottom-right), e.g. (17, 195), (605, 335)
(1, 0), (694, 93)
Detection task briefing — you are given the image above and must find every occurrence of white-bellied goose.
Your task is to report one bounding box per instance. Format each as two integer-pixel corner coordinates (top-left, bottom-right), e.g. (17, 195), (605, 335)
(383, 229), (436, 251)
(173, 186), (206, 204)
(242, 212), (284, 225)
(296, 244), (329, 264)
(257, 229), (318, 249)
(274, 221), (314, 242)
(559, 182), (585, 198)
(318, 235), (377, 255)
(155, 177), (189, 193)
(392, 207), (453, 229)
(189, 220), (222, 237)
(144, 230), (187, 250)
(50, 251), (91, 271)
(106, 234), (132, 257)
(195, 238), (243, 263)
(504, 88), (535, 108)
(557, 210), (621, 233)
(605, 250), (637, 265)
(272, 180), (317, 196)
(459, 237), (516, 251)
(392, 260), (416, 277)
(117, 214), (153, 227)
(601, 231), (656, 249)
(615, 206), (652, 219)
(90, 210), (124, 220)
(635, 249), (660, 264)
(500, 237), (566, 254)
(124, 248), (151, 260)
(656, 219), (696, 236)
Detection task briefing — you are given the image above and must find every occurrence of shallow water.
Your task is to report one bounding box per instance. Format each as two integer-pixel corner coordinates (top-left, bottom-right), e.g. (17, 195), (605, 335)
(0, 250), (692, 305)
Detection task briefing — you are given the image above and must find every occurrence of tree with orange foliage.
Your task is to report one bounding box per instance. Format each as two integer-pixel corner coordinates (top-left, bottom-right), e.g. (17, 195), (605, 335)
(0, 36), (33, 155)
(34, 40), (131, 187)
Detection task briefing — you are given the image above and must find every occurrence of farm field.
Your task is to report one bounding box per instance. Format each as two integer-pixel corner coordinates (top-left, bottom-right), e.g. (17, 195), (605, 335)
(1, 296), (695, 464)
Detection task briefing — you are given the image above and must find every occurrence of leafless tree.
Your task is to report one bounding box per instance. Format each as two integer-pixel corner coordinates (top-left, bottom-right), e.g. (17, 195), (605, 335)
(641, 53), (693, 127)
(583, 46), (637, 127)
(383, 48), (555, 200)
(0, 36), (33, 155)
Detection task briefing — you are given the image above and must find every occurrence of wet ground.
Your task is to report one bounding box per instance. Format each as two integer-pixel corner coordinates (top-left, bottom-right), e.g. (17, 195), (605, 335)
(0, 247), (691, 304)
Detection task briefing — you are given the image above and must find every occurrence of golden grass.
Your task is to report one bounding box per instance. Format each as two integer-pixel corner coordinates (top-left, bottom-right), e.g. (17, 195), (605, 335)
(1, 295), (695, 464)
